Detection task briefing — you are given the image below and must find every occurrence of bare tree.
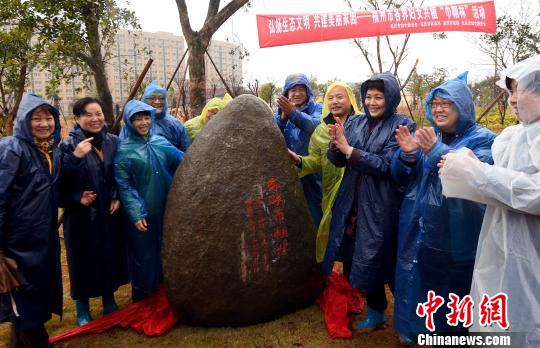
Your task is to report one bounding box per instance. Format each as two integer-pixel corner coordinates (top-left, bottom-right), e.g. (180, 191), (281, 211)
(207, 77), (219, 97)
(247, 79), (260, 96)
(175, 0), (250, 116)
(345, 0), (425, 77)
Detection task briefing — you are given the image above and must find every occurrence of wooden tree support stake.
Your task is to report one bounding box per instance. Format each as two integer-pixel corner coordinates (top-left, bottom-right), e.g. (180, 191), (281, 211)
(111, 58), (154, 134)
(167, 48), (189, 91)
(205, 49), (235, 97)
(476, 90), (508, 122)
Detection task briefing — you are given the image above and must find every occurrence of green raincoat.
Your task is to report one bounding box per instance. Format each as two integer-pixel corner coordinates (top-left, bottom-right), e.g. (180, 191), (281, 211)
(184, 94), (232, 141)
(298, 82), (359, 262)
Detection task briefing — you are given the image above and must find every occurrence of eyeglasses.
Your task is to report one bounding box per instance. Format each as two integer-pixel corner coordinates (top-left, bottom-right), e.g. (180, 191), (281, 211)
(148, 96), (165, 102)
(429, 101), (453, 110)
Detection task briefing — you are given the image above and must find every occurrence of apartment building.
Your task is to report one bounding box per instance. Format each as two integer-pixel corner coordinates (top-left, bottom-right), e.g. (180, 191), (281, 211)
(27, 30), (243, 115)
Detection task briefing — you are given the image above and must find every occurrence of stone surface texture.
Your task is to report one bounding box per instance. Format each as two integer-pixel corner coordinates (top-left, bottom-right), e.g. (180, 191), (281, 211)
(163, 95), (324, 327)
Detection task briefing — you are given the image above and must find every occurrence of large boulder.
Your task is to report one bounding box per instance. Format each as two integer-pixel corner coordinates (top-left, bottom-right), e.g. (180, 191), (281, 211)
(163, 94), (324, 326)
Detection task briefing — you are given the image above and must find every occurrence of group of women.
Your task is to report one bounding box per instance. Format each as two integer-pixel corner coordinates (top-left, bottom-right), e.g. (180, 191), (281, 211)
(0, 54), (538, 347)
(0, 80), (232, 347)
(281, 55), (539, 346)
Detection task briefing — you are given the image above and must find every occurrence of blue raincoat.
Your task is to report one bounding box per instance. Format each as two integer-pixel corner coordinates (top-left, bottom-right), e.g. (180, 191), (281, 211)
(274, 73), (323, 225)
(391, 73), (496, 337)
(322, 72), (415, 291)
(114, 100), (183, 294)
(0, 94), (62, 330)
(120, 81), (191, 152)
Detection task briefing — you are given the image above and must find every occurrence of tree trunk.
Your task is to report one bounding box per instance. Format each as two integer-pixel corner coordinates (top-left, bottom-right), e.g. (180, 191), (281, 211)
(83, 4), (115, 127)
(188, 39), (208, 117)
(92, 60), (115, 127)
(6, 63), (27, 135)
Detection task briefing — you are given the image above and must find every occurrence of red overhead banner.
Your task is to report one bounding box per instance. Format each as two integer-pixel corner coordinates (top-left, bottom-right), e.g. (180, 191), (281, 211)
(257, 1), (496, 48)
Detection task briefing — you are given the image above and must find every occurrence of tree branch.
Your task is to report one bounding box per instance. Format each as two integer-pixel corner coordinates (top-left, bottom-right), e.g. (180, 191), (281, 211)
(354, 39), (376, 75)
(376, 36), (382, 73)
(203, 0), (249, 39)
(175, 0), (195, 40)
(205, 0), (220, 22)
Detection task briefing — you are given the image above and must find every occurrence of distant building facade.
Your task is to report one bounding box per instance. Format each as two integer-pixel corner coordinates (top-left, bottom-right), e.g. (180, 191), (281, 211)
(26, 30), (243, 115)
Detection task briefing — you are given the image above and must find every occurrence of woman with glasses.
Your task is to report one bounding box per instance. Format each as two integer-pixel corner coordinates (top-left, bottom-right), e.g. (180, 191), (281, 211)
(439, 55), (540, 347)
(120, 80), (191, 152)
(59, 97), (128, 325)
(390, 73), (496, 344)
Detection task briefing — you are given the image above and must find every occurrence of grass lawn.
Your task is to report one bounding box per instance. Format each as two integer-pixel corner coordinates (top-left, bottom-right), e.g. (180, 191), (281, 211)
(0, 238), (404, 347)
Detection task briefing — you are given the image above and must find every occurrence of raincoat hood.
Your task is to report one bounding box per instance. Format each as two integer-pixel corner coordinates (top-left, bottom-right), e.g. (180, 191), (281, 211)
(142, 81), (168, 119)
(281, 73), (315, 111)
(201, 94), (232, 124)
(321, 82), (359, 122)
(360, 72), (401, 120)
(496, 54), (540, 125)
(14, 93), (61, 145)
(425, 72), (475, 135)
(123, 99), (156, 139)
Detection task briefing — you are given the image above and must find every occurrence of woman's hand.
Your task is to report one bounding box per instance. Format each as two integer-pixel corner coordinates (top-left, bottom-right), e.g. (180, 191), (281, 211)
(80, 191), (96, 206)
(415, 127), (438, 154)
(135, 218), (148, 232)
(329, 122), (352, 155)
(438, 149), (477, 174)
(109, 199), (121, 215)
(73, 137), (94, 158)
(276, 96), (294, 119)
(395, 125), (418, 153)
(287, 149), (301, 166)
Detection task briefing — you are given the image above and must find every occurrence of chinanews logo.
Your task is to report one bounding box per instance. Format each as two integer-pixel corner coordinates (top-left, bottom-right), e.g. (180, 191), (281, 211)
(416, 291), (509, 332)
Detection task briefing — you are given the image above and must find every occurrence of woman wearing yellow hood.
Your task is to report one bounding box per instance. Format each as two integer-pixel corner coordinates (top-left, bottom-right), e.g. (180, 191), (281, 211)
(184, 94), (232, 141)
(288, 82), (359, 262)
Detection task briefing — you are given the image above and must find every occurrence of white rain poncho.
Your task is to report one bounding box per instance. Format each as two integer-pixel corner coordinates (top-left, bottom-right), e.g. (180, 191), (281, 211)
(439, 54), (540, 346)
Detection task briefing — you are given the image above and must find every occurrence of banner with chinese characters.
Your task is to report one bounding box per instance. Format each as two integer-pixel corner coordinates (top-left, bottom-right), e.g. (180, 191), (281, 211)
(256, 1), (496, 48)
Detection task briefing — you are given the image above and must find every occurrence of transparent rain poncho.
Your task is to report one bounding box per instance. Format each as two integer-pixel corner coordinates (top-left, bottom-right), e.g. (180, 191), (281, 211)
(440, 54), (540, 346)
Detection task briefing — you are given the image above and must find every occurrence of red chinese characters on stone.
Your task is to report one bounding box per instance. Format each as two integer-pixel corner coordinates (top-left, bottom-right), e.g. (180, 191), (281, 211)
(266, 176), (288, 258)
(446, 293), (474, 328)
(241, 177), (290, 282)
(479, 293), (509, 330)
(416, 290), (445, 332)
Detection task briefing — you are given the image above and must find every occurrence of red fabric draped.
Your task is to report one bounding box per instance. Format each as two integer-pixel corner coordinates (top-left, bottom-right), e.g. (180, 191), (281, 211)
(49, 288), (177, 343)
(317, 272), (365, 339)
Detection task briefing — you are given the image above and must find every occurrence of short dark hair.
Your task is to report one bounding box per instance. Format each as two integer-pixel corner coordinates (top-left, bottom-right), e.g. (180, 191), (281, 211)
(364, 80), (385, 93)
(130, 111), (151, 121)
(73, 97), (104, 117)
(33, 104), (55, 116)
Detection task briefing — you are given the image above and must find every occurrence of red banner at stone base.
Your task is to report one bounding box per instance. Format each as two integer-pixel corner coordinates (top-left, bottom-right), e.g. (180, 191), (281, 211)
(257, 1), (496, 48)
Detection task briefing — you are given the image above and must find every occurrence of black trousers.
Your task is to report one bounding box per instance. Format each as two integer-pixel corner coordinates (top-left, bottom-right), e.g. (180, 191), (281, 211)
(343, 261), (394, 313)
(366, 284), (394, 313)
(9, 324), (49, 348)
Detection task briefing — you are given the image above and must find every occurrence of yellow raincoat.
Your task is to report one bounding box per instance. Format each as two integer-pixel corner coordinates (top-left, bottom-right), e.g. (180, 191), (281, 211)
(298, 82), (359, 262)
(184, 94), (232, 141)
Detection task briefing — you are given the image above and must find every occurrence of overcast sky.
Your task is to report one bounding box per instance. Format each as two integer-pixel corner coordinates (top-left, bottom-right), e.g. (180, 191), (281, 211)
(129, 0), (538, 85)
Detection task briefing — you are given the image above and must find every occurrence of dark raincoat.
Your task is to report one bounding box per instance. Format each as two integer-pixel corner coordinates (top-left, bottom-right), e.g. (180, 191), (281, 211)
(120, 81), (191, 152)
(322, 72), (415, 291)
(60, 124), (128, 299)
(390, 72), (496, 337)
(274, 73), (323, 225)
(0, 94), (62, 330)
(115, 100), (183, 294)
